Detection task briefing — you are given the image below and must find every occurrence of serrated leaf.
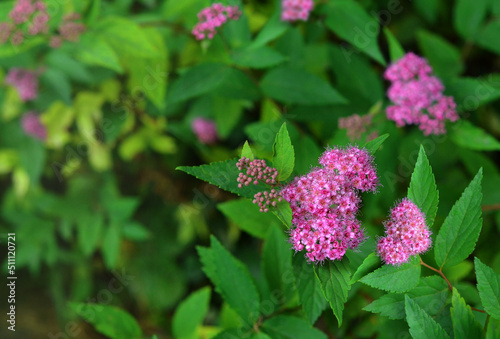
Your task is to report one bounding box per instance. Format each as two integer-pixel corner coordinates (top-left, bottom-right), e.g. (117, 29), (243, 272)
(435, 169), (483, 269)
(364, 133), (389, 154)
(314, 259), (351, 326)
(172, 287), (211, 339)
(293, 256), (327, 324)
(384, 28), (405, 62)
(261, 315), (327, 339)
(350, 253), (380, 284)
(475, 257), (500, 319)
(450, 121), (500, 151)
(262, 226), (296, 306)
(273, 123), (295, 181)
(408, 145), (439, 227)
(218, 199), (279, 238)
(405, 295), (451, 339)
(451, 288), (484, 339)
(211, 236), (261, 323)
(364, 276), (448, 320)
(241, 141), (255, 160)
(272, 200), (292, 229)
(177, 159), (265, 199)
(70, 303), (142, 339)
(360, 256), (421, 293)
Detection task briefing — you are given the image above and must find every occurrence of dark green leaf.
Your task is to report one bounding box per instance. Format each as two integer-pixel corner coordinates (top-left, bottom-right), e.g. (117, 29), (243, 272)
(172, 287), (211, 339)
(417, 30), (464, 78)
(451, 288), (484, 339)
(405, 295), (451, 339)
(435, 169), (483, 269)
(273, 123), (295, 181)
(314, 259), (351, 326)
(232, 46), (287, 69)
(475, 257), (500, 319)
(450, 121), (500, 151)
(384, 28), (405, 62)
(454, 0), (488, 40)
(262, 315), (327, 339)
(350, 253), (380, 284)
(102, 223), (121, 269)
(250, 11), (288, 48)
(360, 256), (421, 293)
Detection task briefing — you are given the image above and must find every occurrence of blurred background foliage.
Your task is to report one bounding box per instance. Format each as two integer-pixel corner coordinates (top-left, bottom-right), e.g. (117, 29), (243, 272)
(0, 0), (500, 338)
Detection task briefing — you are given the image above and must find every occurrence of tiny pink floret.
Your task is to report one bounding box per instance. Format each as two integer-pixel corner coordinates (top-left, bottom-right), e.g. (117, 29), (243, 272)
(192, 3), (242, 40)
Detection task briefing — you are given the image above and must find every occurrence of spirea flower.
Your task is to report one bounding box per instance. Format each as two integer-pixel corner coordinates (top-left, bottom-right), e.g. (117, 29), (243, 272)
(21, 112), (46, 141)
(1, 0), (49, 45)
(384, 52), (459, 135)
(192, 3), (242, 40)
(281, 0), (314, 22)
(191, 117), (218, 144)
(377, 198), (431, 265)
(5, 68), (39, 102)
(281, 146), (379, 263)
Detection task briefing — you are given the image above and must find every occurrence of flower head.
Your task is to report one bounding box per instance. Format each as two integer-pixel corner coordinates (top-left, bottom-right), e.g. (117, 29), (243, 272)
(191, 117), (218, 144)
(377, 198), (431, 265)
(192, 3), (242, 40)
(5, 68), (39, 102)
(384, 52), (459, 135)
(21, 112), (46, 141)
(281, 0), (314, 22)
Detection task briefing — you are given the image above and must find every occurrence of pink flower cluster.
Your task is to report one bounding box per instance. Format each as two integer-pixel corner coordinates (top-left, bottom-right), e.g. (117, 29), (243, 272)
(191, 117), (218, 145)
(385, 53), (459, 135)
(0, 0), (48, 46)
(5, 68), (39, 102)
(236, 157), (282, 212)
(50, 13), (86, 48)
(281, 146), (379, 263)
(377, 198), (431, 265)
(281, 0), (314, 22)
(192, 3), (242, 40)
(21, 112), (46, 141)
(339, 113), (378, 142)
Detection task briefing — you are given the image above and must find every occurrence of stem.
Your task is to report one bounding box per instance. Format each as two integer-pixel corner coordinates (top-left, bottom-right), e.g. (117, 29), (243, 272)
(484, 314), (491, 331)
(482, 203), (500, 211)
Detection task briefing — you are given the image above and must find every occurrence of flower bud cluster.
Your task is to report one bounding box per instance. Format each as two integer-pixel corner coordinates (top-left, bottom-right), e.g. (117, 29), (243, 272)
(377, 198), (432, 265)
(339, 113), (379, 142)
(253, 189), (282, 213)
(384, 52), (459, 135)
(281, 146), (379, 263)
(50, 13), (86, 48)
(0, 0), (48, 46)
(21, 112), (46, 141)
(281, 0), (314, 22)
(191, 117), (218, 145)
(192, 3), (242, 40)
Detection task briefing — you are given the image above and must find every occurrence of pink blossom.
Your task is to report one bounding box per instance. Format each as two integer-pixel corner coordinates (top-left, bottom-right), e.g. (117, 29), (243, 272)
(384, 52), (459, 135)
(191, 117), (218, 144)
(281, 0), (314, 22)
(281, 146), (379, 263)
(9, 0), (36, 24)
(192, 3), (242, 40)
(377, 198), (431, 265)
(0, 0), (50, 45)
(21, 112), (46, 141)
(5, 68), (39, 102)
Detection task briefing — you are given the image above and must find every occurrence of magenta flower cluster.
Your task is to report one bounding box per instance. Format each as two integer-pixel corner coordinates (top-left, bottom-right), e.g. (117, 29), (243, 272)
(191, 117), (218, 145)
(281, 0), (314, 22)
(21, 112), (46, 141)
(5, 68), (39, 102)
(236, 157), (282, 213)
(384, 52), (459, 135)
(192, 3), (242, 40)
(0, 0), (48, 45)
(280, 146), (379, 263)
(50, 13), (86, 48)
(377, 198), (431, 265)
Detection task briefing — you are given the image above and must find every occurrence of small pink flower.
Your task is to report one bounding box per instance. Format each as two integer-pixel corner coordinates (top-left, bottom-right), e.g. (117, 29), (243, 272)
(5, 68), (39, 102)
(192, 3), (242, 40)
(377, 198), (431, 265)
(384, 52), (459, 135)
(21, 112), (46, 141)
(281, 0), (314, 22)
(191, 117), (218, 144)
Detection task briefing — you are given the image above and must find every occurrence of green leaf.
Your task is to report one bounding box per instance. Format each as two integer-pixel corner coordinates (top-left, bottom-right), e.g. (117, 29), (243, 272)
(211, 236), (261, 323)
(450, 121), (500, 151)
(213, 96), (243, 139)
(273, 123), (295, 181)
(486, 318), (500, 339)
(413, 0), (439, 23)
(172, 287), (211, 339)
(445, 77), (500, 110)
(272, 200), (293, 229)
(177, 159), (265, 199)
(477, 22), (500, 55)
(70, 303), (142, 339)
(77, 214), (103, 256)
(122, 222), (151, 241)
(364, 276), (449, 320)
(261, 67), (347, 105)
(323, 0), (385, 65)
(250, 11), (288, 48)
(451, 288), (484, 339)
(293, 256), (327, 324)
(405, 295), (451, 339)
(77, 33), (123, 73)
(475, 257), (500, 319)
(417, 30), (464, 78)
(241, 141), (255, 160)
(262, 226), (296, 306)
(350, 253), (380, 284)
(360, 256), (421, 293)
(384, 28), (405, 62)
(261, 315), (327, 339)
(102, 223), (121, 269)
(41, 69), (72, 104)
(454, 0), (489, 41)
(232, 46), (287, 69)
(434, 169), (483, 269)
(364, 133), (389, 154)
(86, 0), (101, 26)
(314, 259), (351, 326)
(407, 145), (439, 227)
(218, 199), (280, 238)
